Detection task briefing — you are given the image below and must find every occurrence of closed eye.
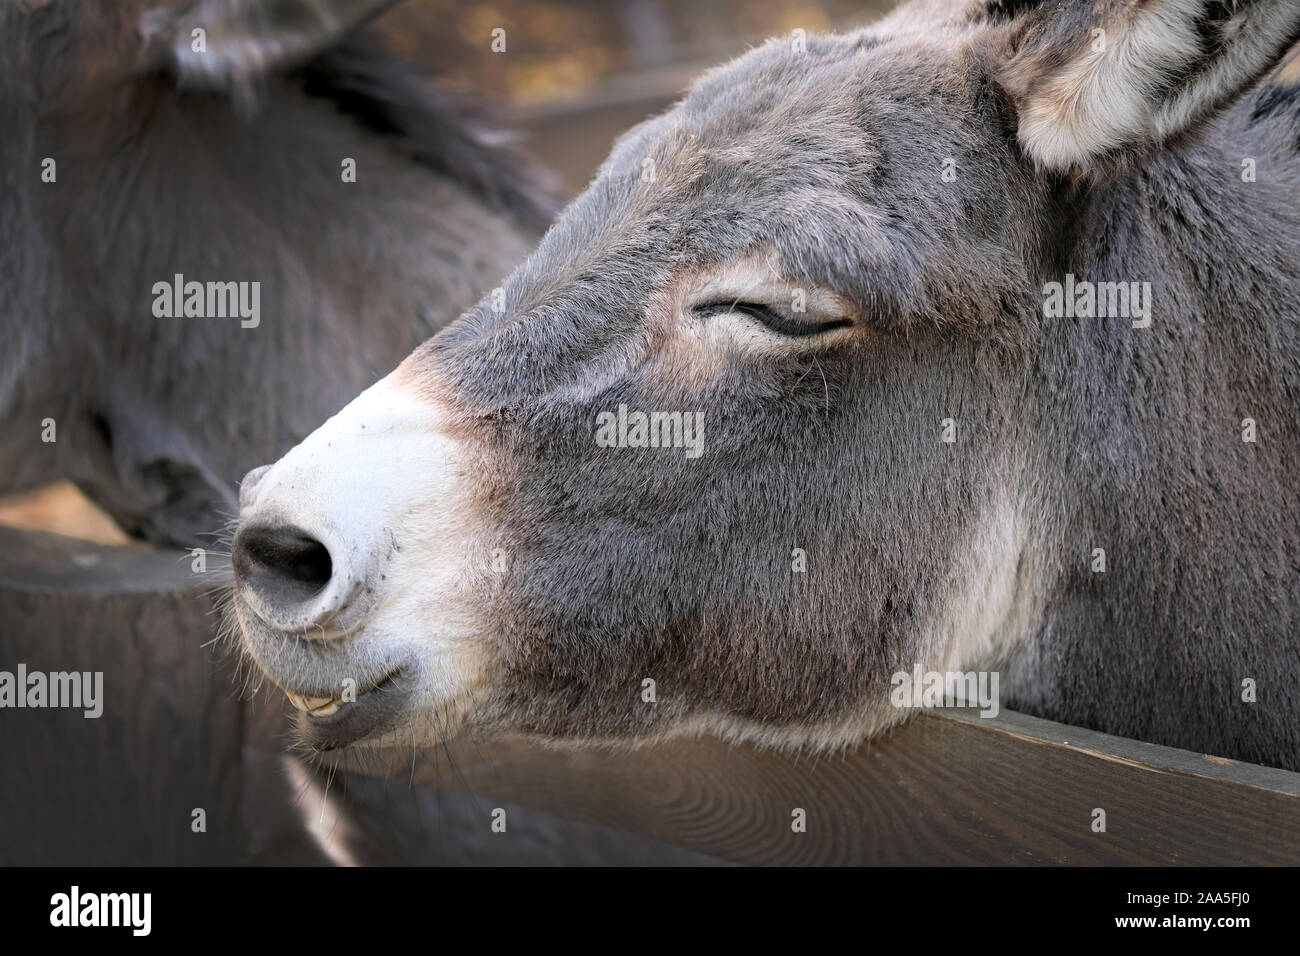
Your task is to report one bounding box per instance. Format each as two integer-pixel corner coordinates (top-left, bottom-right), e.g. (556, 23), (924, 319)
(694, 301), (852, 338)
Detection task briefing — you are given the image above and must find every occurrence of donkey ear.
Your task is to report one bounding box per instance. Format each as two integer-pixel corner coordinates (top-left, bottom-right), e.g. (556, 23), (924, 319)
(996, 0), (1300, 173)
(139, 0), (396, 89)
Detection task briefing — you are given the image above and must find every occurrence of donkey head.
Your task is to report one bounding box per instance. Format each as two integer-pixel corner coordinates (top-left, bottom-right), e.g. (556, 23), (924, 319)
(231, 0), (1300, 751)
(2, 0), (543, 545)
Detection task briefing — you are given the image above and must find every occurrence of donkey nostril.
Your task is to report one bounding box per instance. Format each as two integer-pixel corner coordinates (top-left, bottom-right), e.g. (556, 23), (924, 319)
(234, 524), (334, 610)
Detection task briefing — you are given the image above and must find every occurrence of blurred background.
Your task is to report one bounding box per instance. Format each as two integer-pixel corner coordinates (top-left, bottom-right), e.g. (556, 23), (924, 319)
(0, 0), (893, 545)
(383, 0), (895, 193)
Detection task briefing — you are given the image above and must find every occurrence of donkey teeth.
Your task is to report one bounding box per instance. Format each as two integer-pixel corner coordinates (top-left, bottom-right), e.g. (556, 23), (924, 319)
(307, 700), (342, 718)
(285, 691), (344, 716)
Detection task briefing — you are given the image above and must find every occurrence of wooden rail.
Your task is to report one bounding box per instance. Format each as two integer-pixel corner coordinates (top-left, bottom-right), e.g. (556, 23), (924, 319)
(2, 524), (1297, 865)
(342, 708), (1300, 865)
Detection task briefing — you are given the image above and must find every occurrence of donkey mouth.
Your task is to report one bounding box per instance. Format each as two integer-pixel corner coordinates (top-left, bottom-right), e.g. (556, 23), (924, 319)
(282, 669), (411, 751)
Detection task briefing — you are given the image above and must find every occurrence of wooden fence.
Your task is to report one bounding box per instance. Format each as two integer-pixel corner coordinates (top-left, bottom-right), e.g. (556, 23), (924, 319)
(2, 524), (1297, 865)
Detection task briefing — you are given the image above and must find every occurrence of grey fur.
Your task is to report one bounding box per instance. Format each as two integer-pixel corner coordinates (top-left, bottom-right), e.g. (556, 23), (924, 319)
(241, 0), (1300, 770)
(0, 0), (551, 545)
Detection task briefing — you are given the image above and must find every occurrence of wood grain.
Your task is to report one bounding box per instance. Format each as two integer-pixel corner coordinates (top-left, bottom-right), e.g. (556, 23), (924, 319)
(342, 705), (1300, 866)
(0, 528), (246, 864)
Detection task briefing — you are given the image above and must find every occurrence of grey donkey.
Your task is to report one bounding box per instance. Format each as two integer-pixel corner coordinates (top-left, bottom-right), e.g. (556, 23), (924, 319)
(0, 0), (551, 546)
(229, 0), (1300, 772)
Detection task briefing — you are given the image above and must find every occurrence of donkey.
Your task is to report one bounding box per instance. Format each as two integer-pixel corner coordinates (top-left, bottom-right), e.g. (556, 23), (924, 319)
(0, 0), (550, 546)
(230, 0), (1300, 772)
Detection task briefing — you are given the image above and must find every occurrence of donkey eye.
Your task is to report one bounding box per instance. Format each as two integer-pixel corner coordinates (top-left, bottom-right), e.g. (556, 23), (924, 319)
(694, 301), (851, 338)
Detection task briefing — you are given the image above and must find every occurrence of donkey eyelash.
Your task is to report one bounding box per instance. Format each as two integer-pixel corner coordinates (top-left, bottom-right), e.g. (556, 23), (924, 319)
(693, 301), (852, 338)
